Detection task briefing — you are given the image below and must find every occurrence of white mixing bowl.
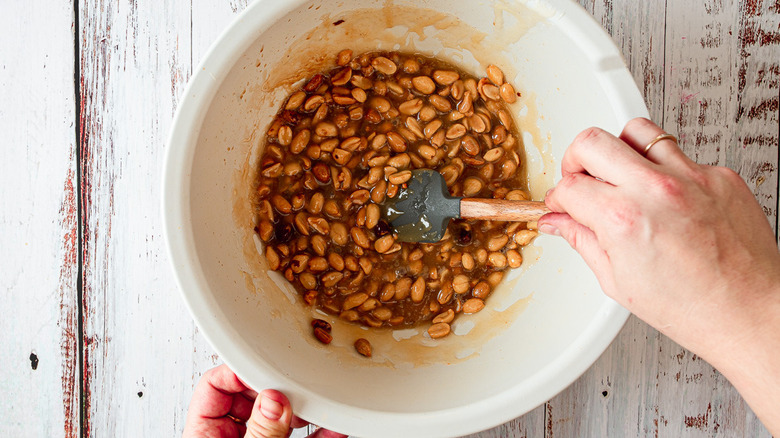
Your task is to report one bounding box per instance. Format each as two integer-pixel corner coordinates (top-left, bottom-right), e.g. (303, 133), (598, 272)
(164, 1), (647, 436)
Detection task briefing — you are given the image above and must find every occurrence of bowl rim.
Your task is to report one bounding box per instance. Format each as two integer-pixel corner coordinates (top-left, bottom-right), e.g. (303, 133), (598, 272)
(163, 0), (645, 436)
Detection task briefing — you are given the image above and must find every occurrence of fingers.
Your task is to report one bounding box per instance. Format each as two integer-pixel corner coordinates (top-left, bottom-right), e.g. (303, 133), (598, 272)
(619, 117), (688, 165)
(235, 376), (259, 399)
(229, 392), (256, 422)
(188, 364), (250, 420)
(291, 416), (310, 429)
(544, 172), (615, 230)
(561, 126), (646, 185)
(185, 417), (244, 438)
(245, 389), (293, 438)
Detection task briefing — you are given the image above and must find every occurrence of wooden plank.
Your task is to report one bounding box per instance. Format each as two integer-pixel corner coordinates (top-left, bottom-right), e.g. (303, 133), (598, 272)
(665, 0), (779, 225)
(192, 0), (251, 68)
(0, 1), (79, 436)
(79, 0), (221, 436)
(463, 405), (547, 438)
(577, 0), (667, 120)
(657, 1), (778, 435)
(545, 317), (659, 436)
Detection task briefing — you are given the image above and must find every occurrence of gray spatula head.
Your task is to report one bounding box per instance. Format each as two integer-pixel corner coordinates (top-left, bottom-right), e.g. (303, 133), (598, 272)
(382, 169), (461, 243)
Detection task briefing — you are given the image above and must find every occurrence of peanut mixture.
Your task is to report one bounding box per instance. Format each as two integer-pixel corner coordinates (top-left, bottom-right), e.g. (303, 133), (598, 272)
(254, 50), (538, 342)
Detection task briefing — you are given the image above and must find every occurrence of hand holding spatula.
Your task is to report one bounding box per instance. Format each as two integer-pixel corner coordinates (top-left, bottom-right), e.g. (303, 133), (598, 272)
(384, 169), (550, 243)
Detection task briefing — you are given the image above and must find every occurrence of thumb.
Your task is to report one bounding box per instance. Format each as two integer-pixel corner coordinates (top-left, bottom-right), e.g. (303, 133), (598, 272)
(245, 390), (293, 438)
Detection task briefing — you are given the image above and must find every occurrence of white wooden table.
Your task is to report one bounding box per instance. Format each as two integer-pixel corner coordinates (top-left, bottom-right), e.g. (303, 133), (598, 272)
(2, 0), (777, 436)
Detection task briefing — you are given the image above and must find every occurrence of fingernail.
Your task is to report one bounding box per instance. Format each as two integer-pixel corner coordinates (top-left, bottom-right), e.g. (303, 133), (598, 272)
(539, 223), (560, 236)
(260, 394), (283, 421)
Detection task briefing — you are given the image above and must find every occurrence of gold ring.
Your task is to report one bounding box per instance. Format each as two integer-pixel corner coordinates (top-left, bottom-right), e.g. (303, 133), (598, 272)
(643, 133), (677, 155)
(225, 414), (245, 424)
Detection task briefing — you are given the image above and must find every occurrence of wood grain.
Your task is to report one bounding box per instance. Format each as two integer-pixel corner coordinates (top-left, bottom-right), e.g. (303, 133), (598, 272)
(579, 0), (667, 120)
(461, 405), (547, 438)
(0, 1), (79, 436)
(78, 0), (220, 436)
(658, 1), (778, 434)
(460, 199), (550, 222)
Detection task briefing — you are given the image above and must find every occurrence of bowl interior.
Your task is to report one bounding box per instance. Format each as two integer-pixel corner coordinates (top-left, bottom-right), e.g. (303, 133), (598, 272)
(166, 0), (646, 436)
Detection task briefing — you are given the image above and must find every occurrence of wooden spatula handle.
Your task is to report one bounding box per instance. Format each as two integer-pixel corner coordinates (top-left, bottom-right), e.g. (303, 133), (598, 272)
(460, 199), (551, 222)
